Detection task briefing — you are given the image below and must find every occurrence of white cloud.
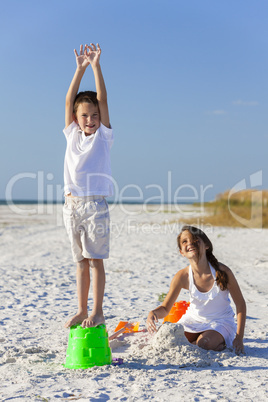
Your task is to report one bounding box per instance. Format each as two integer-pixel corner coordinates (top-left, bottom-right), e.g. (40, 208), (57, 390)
(232, 100), (259, 106)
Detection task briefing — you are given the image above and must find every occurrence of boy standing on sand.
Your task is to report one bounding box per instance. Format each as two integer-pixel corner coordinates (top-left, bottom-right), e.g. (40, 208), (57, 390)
(63, 43), (113, 329)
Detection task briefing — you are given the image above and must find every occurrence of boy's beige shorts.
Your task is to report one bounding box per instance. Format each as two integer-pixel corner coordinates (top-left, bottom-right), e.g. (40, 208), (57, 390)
(63, 196), (110, 262)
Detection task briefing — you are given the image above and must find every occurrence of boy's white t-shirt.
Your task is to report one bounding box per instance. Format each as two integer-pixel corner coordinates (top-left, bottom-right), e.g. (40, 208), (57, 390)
(63, 121), (114, 197)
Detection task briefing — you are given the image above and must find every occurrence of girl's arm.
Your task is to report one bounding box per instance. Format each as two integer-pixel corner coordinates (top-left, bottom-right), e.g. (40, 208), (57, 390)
(222, 264), (246, 354)
(147, 268), (188, 333)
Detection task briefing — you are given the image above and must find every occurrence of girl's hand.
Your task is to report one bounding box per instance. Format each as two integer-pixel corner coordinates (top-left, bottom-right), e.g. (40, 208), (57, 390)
(74, 44), (91, 69)
(146, 311), (158, 334)
(85, 43), (101, 68)
(233, 334), (244, 355)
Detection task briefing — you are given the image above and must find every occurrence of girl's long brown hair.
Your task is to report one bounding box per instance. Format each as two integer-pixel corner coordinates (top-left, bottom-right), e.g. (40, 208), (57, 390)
(177, 225), (228, 291)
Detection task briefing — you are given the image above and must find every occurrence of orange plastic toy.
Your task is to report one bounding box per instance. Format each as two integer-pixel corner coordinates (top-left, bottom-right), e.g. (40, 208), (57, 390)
(109, 321), (140, 341)
(114, 321), (140, 333)
(163, 301), (190, 323)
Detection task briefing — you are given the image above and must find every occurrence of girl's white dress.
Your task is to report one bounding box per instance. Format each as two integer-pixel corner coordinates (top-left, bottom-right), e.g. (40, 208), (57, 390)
(179, 263), (237, 348)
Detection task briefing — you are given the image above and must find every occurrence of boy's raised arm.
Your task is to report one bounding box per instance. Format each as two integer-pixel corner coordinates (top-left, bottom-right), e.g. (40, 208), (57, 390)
(65, 45), (90, 129)
(86, 43), (110, 128)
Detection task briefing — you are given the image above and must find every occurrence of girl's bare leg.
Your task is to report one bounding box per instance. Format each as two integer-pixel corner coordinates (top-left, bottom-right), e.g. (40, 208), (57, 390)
(64, 258), (90, 328)
(184, 331), (201, 343)
(185, 330), (225, 350)
(82, 259), (105, 328)
(196, 330), (225, 351)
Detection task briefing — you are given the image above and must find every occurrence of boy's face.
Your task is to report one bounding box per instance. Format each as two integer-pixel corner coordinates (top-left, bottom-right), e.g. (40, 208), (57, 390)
(74, 102), (100, 136)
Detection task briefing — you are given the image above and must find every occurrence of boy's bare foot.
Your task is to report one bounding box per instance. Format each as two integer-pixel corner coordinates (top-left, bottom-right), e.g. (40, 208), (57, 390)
(81, 313), (105, 328)
(64, 312), (88, 328)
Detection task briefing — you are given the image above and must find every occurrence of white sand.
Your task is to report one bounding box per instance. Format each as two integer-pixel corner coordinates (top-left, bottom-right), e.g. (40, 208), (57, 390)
(0, 203), (267, 401)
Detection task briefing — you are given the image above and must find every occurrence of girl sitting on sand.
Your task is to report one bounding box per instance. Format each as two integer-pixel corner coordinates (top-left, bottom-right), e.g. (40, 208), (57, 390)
(147, 225), (246, 354)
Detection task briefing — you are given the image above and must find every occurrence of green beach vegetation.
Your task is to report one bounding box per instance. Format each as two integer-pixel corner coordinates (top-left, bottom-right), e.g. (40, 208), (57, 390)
(181, 190), (268, 229)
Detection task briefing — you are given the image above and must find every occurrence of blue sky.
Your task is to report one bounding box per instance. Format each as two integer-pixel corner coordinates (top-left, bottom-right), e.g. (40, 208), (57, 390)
(0, 0), (267, 202)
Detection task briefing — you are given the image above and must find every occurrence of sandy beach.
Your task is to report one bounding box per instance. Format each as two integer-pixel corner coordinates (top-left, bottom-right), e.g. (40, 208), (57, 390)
(0, 203), (267, 401)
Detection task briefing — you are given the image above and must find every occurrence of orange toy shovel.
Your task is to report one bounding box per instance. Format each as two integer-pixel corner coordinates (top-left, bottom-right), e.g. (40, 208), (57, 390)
(109, 321), (140, 341)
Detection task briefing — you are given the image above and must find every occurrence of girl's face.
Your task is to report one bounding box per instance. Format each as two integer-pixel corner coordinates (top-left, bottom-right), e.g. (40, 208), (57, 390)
(75, 102), (100, 136)
(179, 230), (207, 260)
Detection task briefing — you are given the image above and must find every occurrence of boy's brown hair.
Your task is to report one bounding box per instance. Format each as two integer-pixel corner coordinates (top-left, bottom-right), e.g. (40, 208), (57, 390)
(73, 91), (99, 117)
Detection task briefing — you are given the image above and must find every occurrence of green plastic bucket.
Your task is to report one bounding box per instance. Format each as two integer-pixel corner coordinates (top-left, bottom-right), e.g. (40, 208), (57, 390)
(65, 324), (112, 369)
